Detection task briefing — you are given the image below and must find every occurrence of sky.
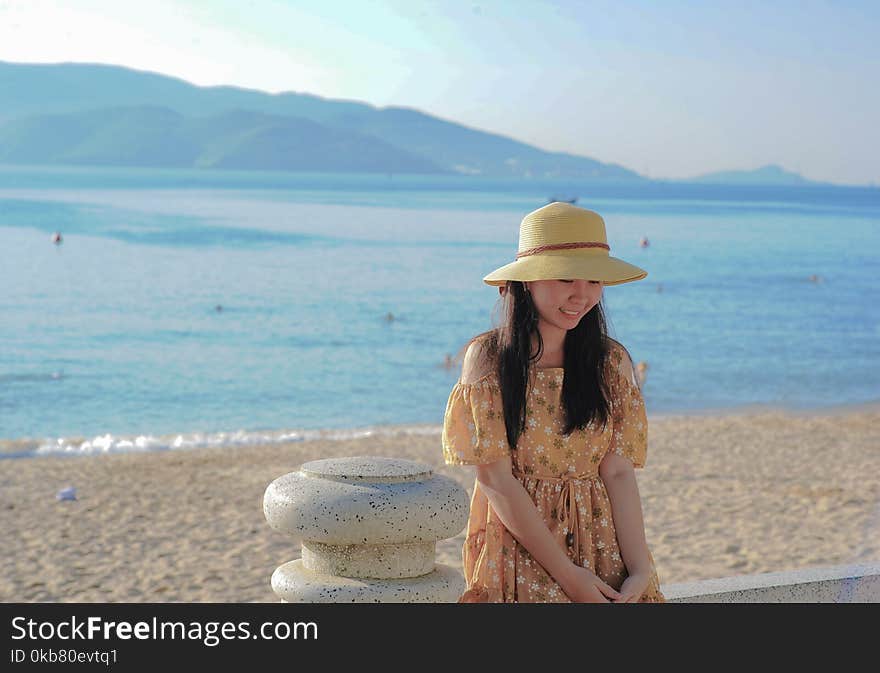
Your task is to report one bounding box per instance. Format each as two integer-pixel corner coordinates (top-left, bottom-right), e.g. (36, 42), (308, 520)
(0, 0), (878, 186)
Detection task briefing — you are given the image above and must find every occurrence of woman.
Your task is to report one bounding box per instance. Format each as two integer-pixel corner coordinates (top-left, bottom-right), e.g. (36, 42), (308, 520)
(442, 202), (665, 603)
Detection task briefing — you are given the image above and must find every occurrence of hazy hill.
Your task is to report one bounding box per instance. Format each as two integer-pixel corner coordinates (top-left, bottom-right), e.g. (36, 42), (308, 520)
(0, 61), (643, 179)
(689, 164), (817, 186)
(0, 106), (444, 173)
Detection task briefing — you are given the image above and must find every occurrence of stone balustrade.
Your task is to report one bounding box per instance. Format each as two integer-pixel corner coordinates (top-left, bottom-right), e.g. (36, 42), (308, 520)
(264, 456), (877, 604)
(662, 562), (880, 603)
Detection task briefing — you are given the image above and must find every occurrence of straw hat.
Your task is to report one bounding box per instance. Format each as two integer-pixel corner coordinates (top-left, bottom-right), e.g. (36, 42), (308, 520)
(483, 202), (647, 287)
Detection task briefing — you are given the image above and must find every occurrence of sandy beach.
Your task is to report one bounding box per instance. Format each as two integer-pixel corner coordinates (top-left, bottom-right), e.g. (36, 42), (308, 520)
(2, 406), (879, 602)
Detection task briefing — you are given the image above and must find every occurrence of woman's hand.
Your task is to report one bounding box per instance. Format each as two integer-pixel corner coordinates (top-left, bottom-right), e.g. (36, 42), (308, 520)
(612, 571), (650, 603)
(562, 565), (623, 603)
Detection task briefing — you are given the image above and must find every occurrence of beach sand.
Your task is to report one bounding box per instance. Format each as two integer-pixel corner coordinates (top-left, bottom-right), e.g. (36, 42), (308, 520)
(2, 406), (879, 602)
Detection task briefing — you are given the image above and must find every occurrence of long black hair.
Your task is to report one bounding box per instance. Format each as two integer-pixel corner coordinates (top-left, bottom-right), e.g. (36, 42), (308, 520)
(466, 280), (616, 450)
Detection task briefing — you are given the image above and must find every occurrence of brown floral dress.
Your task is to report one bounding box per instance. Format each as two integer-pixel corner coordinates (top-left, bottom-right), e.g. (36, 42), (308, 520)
(442, 342), (665, 603)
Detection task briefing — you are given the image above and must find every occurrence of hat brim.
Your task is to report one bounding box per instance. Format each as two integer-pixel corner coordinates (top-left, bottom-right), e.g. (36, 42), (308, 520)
(483, 254), (647, 287)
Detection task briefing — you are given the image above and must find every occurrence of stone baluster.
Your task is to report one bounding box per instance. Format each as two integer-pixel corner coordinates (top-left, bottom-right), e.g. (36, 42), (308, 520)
(264, 456), (468, 602)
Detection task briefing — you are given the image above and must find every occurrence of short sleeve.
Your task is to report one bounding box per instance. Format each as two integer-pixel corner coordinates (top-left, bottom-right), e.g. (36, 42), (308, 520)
(441, 380), (510, 466)
(607, 345), (649, 469)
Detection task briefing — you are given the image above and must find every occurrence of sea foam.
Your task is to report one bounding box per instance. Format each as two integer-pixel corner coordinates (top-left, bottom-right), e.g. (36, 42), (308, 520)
(31, 424), (442, 458)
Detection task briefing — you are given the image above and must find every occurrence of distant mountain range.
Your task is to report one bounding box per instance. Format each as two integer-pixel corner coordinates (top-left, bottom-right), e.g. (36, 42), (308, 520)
(0, 61), (839, 185)
(685, 164), (820, 186)
(0, 105), (444, 174)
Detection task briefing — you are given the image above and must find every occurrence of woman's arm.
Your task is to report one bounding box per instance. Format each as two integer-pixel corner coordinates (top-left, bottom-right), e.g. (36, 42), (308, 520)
(476, 457), (621, 602)
(599, 452), (652, 576)
(476, 457), (579, 589)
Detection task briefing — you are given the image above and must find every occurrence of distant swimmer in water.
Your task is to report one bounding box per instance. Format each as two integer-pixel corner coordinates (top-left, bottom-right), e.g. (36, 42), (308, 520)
(635, 361), (649, 387)
(51, 232), (63, 245)
(639, 236), (650, 248)
(808, 274), (823, 283)
(442, 353), (455, 370)
(385, 312), (396, 322)
(215, 304), (223, 312)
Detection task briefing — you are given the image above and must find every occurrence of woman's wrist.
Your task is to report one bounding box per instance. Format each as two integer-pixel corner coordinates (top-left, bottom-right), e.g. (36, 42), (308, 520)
(624, 563), (652, 577)
(554, 560), (586, 593)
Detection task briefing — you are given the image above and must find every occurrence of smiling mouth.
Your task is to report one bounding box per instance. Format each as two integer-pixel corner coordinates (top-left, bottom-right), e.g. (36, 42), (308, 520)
(559, 308), (582, 316)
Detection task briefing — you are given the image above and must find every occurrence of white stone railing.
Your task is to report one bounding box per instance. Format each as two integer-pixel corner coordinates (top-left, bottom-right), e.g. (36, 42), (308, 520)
(661, 562), (880, 603)
(264, 456), (878, 603)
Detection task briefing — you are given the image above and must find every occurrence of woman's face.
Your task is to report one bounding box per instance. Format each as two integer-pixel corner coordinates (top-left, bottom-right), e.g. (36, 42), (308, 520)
(525, 279), (603, 335)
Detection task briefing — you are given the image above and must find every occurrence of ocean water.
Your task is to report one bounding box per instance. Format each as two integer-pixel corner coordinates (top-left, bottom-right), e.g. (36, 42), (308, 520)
(1, 166), (878, 456)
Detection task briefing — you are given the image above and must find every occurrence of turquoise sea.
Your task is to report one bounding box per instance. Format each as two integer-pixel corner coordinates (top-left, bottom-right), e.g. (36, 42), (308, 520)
(1, 166), (878, 456)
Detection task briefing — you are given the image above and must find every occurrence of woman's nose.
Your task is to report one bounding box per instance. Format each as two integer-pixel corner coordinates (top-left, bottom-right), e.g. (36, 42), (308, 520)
(569, 280), (591, 297)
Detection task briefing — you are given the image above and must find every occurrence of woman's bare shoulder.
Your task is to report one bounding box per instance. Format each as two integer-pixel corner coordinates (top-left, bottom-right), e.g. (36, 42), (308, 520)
(460, 334), (497, 385)
(603, 337), (638, 385)
(604, 336), (631, 359)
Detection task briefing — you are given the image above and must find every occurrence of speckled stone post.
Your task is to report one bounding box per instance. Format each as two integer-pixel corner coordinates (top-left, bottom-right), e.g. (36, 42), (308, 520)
(263, 456), (469, 603)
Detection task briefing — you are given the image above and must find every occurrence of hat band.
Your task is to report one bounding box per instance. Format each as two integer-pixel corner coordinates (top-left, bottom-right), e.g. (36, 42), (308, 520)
(516, 241), (610, 259)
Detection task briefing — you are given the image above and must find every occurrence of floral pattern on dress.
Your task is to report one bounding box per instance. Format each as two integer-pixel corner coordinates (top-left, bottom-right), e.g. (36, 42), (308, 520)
(441, 341), (665, 603)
